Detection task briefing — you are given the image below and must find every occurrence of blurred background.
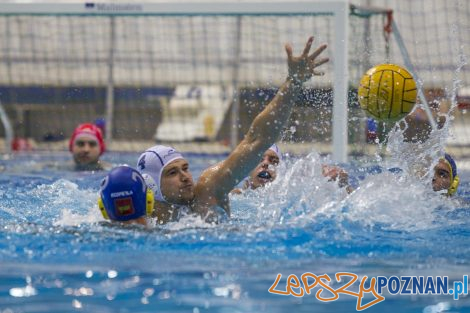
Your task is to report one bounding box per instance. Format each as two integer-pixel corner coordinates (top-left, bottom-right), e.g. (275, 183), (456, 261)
(0, 0), (468, 162)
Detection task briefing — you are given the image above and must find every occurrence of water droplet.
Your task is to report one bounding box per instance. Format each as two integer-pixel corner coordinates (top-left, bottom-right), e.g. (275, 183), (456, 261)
(158, 290), (171, 300)
(143, 288), (154, 297)
(107, 270), (118, 279)
(9, 285), (37, 298)
(72, 299), (82, 309)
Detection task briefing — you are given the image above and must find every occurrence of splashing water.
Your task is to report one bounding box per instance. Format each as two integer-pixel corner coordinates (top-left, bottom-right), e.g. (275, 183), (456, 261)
(0, 106), (469, 312)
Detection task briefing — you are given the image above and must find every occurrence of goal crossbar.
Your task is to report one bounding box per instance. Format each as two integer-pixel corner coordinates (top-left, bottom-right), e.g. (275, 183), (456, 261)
(0, 2), (346, 16)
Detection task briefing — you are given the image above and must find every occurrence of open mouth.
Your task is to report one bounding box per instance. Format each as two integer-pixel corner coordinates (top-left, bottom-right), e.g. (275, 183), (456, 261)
(257, 171), (272, 180)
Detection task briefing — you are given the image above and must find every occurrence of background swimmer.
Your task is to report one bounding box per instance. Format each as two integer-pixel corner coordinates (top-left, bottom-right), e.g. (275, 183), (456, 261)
(432, 153), (459, 197)
(231, 144), (281, 194)
(336, 153), (461, 198)
(69, 123), (110, 171)
(230, 144), (352, 194)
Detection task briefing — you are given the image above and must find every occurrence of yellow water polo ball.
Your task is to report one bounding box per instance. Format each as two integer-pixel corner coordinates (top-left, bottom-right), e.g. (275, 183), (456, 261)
(358, 64), (417, 121)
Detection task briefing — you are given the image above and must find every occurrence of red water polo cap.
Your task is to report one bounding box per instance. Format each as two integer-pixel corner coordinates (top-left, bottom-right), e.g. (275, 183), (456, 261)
(69, 123), (106, 155)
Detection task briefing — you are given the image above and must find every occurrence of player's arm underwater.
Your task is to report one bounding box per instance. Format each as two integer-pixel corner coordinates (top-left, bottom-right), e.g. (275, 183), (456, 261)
(193, 37), (329, 216)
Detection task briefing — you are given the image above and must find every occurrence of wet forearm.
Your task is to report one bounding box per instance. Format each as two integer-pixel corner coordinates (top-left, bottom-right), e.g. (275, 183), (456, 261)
(248, 79), (301, 143)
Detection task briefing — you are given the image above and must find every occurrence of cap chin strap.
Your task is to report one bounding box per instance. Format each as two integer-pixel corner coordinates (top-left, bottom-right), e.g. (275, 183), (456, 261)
(442, 157), (459, 197)
(142, 172), (169, 204)
(98, 197), (109, 219)
(448, 175), (459, 196)
(146, 189), (155, 216)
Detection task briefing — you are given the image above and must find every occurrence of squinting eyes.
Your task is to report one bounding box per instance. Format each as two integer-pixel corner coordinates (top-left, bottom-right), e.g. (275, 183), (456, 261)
(76, 141), (98, 147)
(261, 157), (279, 165)
(269, 158), (279, 165)
(437, 171), (449, 178)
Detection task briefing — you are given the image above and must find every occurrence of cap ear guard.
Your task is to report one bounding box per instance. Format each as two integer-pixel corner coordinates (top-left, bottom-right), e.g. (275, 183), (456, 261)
(98, 197), (109, 219)
(146, 188), (155, 217)
(442, 154), (459, 196)
(448, 175), (459, 196)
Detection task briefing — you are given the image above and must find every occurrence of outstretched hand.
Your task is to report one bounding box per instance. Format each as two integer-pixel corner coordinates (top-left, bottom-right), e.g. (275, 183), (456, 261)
(322, 164), (349, 187)
(285, 36), (329, 85)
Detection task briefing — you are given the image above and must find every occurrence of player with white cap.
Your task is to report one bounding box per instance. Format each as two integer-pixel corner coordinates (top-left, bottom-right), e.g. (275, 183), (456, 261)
(231, 144), (281, 194)
(137, 36), (328, 223)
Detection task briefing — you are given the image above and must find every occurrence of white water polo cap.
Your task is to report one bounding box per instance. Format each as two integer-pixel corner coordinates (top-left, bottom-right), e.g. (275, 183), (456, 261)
(137, 145), (184, 202)
(268, 143), (281, 160)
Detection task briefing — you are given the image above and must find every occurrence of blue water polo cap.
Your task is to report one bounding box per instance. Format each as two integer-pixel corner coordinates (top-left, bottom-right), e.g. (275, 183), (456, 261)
(99, 166), (148, 221)
(444, 153), (457, 179)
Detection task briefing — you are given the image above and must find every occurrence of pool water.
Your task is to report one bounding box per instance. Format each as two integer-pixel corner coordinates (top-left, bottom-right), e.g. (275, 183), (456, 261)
(0, 150), (470, 313)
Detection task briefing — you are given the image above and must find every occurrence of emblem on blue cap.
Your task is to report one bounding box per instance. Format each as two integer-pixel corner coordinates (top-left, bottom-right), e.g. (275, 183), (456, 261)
(98, 166), (151, 222)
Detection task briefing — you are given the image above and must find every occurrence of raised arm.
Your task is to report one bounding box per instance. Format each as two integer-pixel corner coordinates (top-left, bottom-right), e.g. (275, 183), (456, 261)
(199, 37), (328, 199)
(249, 37), (328, 144)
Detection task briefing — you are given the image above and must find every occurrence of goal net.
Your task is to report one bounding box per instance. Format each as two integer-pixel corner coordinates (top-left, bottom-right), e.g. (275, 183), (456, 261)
(0, 1), (467, 161)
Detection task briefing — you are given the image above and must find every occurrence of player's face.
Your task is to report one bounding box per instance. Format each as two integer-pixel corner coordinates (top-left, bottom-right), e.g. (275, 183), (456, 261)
(160, 159), (195, 205)
(72, 135), (101, 166)
(432, 159), (452, 192)
(249, 150), (279, 189)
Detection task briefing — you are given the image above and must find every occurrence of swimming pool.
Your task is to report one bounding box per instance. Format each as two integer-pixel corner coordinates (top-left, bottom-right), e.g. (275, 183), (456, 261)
(0, 151), (469, 313)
